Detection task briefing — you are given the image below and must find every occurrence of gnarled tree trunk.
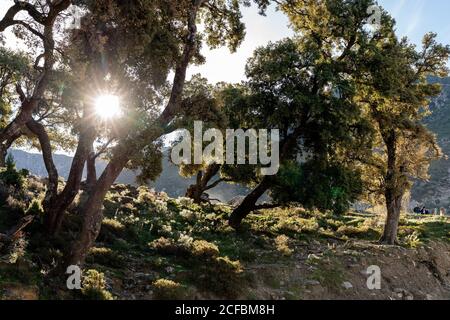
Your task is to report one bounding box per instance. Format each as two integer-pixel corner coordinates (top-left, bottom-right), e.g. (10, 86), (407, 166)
(379, 129), (404, 245)
(228, 125), (303, 229)
(68, 152), (129, 266)
(0, 0), (71, 145)
(86, 144), (97, 192)
(26, 119), (59, 209)
(44, 108), (97, 235)
(66, 0), (205, 266)
(185, 163), (221, 203)
(229, 176), (271, 229)
(380, 187), (403, 245)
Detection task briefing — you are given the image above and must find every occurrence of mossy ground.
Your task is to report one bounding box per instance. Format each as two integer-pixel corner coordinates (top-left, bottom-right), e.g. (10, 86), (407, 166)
(1, 181), (450, 300)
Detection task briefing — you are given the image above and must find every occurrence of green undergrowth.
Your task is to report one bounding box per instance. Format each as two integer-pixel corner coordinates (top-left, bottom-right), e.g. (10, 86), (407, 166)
(1, 181), (450, 299)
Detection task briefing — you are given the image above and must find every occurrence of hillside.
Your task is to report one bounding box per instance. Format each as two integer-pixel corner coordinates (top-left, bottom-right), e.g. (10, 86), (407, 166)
(8, 149), (249, 204)
(411, 77), (450, 209)
(1, 182), (450, 300)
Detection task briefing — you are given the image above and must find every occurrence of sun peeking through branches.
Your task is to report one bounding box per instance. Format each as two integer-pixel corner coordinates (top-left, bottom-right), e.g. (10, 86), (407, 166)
(95, 94), (122, 120)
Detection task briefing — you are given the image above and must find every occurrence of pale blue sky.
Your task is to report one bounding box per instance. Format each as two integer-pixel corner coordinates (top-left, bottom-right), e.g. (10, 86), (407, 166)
(379, 0), (450, 45)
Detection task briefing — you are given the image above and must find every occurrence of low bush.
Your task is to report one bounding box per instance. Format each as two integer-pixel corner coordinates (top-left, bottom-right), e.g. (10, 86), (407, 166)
(274, 235), (293, 256)
(0, 155), (28, 190)
(81, 269), (113, 300)
(191, 240), (219, 258)
(153, 279), (186, 300)
(86, 247), (125, 268)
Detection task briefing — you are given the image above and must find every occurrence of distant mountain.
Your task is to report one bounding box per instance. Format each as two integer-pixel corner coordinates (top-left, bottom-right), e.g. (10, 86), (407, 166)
(411, 77), (450, 208)
(8, 149), (249, 203)
(13, 76), (450, 209)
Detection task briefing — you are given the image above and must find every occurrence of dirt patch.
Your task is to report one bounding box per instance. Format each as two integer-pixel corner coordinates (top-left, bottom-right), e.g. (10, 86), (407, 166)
(0, 283), (39, 300)
(244, 241), (450, 300)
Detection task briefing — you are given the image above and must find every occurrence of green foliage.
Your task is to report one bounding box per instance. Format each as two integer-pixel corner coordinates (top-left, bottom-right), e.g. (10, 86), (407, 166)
(191, 240), (220, 258)
(336, 225), (369, 238)
(402, 231), (423, 249)
(86, 247), (125, 268)
(81, 270), (113, 300)
(311, 260), (345, 290)
(26, 200), (44, 216)
(153, 279), (186, 300)
(0, 155), (28, 189)
(98, 219), (127, 243)
(150, 237), (186, 256)
(0, 47), (30, 130)
(192, 256), (244, 298)
(274, 235), (293, 257)
(272, 161), (363, 215)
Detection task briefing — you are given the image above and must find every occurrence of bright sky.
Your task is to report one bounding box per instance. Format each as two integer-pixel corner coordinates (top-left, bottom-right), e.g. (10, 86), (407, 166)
(190, 0), (450, 84)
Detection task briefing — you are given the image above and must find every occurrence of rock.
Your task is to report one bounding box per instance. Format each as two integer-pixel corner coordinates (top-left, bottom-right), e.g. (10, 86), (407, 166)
(342, 281), (353, 289)
(393, 288), (414, 300)
(304, 280), (321, 286)
(166, 267), (174, 273)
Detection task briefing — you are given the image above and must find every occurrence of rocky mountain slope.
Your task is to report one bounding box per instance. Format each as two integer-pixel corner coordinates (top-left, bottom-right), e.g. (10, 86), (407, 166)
(8, 149), (248, 203)
(411, 77), (450, 208)
(1, 183), (450, 300)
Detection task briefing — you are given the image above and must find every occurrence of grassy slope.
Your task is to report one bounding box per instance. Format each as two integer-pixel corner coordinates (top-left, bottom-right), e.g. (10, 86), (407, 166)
(1, 183), (450, 300)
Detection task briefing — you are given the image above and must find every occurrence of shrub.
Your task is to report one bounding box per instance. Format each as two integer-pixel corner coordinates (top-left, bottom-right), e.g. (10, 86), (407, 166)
(398, 226), (419, 237)
(403, 231), (423, 249)
(0, 155), (28, 189)
(274, 235), (293, 256)
(103, 218), (125, 231)
(86, 247), (125, 268)
(336, 225), (368, 237)
(137, 186), (156, 204)
(99, 218), (127, 242)
(179, 209), (197, 222)
(150, 237), (186, 256)
(6, 237), (28, 264)
(3, 194), (29, 213)
(177, 197), (194, 208)
(27, 177), (45, 194)
(26, 200), (44, 216)
(153, 279), (186, 300)
(191, 240), (219, 258)
(325, 218), (344, 230)
(81, 270), (113, 300)
(193, 256), (244, 298)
